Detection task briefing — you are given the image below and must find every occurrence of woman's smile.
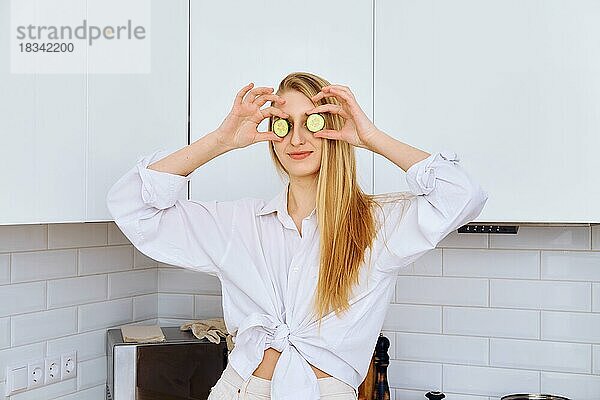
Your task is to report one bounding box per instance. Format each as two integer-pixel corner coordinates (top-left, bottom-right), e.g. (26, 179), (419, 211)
(288, 151), (313, 160)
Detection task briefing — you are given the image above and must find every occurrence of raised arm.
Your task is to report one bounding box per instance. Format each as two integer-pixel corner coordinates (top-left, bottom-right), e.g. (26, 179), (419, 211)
(105, 131), (237, 278)
(369, 134), (488, 274)
(106, 82), (290, 278)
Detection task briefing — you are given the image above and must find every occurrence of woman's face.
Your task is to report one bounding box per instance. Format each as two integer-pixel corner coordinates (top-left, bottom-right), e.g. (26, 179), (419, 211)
(271, 89), (323, 179)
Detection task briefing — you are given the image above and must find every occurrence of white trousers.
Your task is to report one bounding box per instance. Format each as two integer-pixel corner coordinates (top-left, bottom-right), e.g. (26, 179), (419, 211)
(207, 362), (358, 400)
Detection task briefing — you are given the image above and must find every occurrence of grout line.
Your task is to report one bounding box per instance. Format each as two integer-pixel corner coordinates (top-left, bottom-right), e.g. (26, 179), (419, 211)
(538, 250), (542, 279)
(538, 310), (542, 340)
(590, 343), (594, 374)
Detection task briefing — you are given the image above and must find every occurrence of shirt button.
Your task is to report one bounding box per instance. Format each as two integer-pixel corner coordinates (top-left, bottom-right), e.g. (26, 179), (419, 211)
(292, 265), (300, 272)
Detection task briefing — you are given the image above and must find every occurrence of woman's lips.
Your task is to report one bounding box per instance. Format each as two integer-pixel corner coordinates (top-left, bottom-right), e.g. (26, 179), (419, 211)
(288, 151), (312, 160)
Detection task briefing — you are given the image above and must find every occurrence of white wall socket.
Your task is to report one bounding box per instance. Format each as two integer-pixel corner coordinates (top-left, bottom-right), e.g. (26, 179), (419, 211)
(44, 356), (61, 384)
(27, 361), (44, 389)
(5, 351), (78, 396)
(61, 351), (77, 380)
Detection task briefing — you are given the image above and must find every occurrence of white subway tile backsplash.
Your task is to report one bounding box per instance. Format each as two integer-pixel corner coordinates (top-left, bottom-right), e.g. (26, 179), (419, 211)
(387, 360), (442, 391)
(489, 279), (591, 311)
(78, 356), (107, 390)
(0, 254), (9, 284)
(11, 307), (77, 346)
(3, 218), (600, 399)
(78, 298), (132, 332)
(53, 384), (105, 400)
(48, 222), (107, 249)
(541, 371), (600, 400)
(593, 345), (600, 374)
(133, 293), (158, 321)
(443, 248), (539, 279)
(395, 332), (488, 366)
(159, 267), (221, 294)
(0, 342), (45, 376)
(395, 276), (488, 306)
(79, 245), (133, 275)
(0, 224), (47, 252)
(11, 249), (77, 283)
(542, 250), (600, 281)
(108, 269), (158, 299)
(490, 338), (591, 373)
(541, 311), (600, 343)
(107, 222), (129, 245)
(47, 330), (106, 361)
(0, 317), (9, 349)
(134, 247), (159, 269)
(194, 295), (223, 319)
(593, 283), (600, 312)
(443, 365), (539, 397)
(383, 304), (442, 333)
(490, 226), (589, 250)
(10, 377), (76, 400)
(443, 307), (539, 339)
(159, 293), (194, 319)
(437, 231), (489, 248)
(48, 274), (108, 308)
(0, 281), (46, 317)
(396, 249), (442, 276)
(592, 226), (600, 250)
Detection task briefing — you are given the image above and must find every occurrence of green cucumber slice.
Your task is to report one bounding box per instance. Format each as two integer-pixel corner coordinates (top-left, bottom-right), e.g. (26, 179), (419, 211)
(273, 118), (289, 137)
(306, 113), (325, 133)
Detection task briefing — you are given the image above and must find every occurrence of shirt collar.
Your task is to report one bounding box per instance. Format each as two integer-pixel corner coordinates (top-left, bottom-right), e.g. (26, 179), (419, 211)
(255, 182), (317, 221)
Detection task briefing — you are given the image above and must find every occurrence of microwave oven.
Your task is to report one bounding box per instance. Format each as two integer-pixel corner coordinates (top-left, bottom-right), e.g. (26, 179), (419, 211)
(106, 326), (228, 400)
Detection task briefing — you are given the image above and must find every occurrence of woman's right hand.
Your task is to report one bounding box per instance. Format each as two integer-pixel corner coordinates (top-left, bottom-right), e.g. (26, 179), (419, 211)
(216, 82), (289, 150)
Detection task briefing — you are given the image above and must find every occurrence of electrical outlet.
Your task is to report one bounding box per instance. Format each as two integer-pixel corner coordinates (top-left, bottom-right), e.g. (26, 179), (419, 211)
(27, 361), (44, 389)
(44, 356), (61, 384)
(61, 351), (77, 380)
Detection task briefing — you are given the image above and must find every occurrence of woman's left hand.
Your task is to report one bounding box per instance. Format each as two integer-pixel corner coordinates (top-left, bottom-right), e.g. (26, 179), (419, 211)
(307, 85), (381, 150)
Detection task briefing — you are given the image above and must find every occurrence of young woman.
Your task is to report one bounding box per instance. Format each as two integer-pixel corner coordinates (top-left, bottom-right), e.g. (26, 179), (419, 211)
(106, 72), (488, 400)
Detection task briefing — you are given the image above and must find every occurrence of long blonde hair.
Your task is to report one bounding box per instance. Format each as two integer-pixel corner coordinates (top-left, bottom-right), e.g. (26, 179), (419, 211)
(267, 72), (410, 330)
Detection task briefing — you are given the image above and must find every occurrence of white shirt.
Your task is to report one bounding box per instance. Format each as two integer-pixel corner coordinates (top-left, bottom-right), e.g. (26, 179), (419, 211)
(106, 148), (488, 400)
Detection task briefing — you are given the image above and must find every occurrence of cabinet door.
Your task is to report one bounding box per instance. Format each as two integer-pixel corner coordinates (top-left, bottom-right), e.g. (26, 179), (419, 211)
(375, 0), (600, 223)
(90, 0), (188, 220)
(0, 0), (86, 224)
(189, 0), (374, 202)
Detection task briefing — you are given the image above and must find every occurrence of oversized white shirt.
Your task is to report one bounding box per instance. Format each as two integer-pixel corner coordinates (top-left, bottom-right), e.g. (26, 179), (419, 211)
(106, 148), (488, 400)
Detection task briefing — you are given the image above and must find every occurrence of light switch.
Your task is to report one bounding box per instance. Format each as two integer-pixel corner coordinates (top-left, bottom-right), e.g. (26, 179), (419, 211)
(6, 365), (28, 395)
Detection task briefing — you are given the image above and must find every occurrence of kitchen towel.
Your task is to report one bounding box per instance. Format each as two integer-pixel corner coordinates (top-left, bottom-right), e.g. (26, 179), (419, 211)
(121, 324), (166, 343)
(180, 317), (235, 353)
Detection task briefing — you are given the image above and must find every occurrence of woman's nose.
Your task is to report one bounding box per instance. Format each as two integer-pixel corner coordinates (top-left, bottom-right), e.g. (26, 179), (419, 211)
(290, 124), (306, 145)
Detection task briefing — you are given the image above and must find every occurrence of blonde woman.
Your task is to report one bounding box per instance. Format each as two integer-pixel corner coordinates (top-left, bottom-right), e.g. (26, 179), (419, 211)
(106, 72), (488, 400)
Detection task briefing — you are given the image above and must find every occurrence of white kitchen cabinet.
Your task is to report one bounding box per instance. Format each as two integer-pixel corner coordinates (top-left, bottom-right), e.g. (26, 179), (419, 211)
(0, 0), (86, 224)
(189, 0), (374, 202)
(89, 0), (188, 220)
(0, 0), (188, 224)
(374, 0), (600, 223)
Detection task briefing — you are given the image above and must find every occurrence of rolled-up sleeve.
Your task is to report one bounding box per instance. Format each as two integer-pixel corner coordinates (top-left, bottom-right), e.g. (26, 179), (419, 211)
(376, 150), (489, 274)
(106, 148), (237, 278)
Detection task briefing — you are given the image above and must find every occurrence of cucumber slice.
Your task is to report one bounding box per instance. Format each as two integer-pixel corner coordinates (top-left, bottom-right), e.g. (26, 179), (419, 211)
(273, 118), (289, 137)
(306, 113), (325, 133)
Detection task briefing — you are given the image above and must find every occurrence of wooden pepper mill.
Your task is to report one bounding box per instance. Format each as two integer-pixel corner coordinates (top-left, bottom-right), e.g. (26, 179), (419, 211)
(373, 333), (391, 400)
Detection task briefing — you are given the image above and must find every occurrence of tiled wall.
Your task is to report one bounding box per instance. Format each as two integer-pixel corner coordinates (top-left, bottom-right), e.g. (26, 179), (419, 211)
(0, 222), (219, 400)
(1, 223), (599, 399)
(382, 225), (600, 400)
